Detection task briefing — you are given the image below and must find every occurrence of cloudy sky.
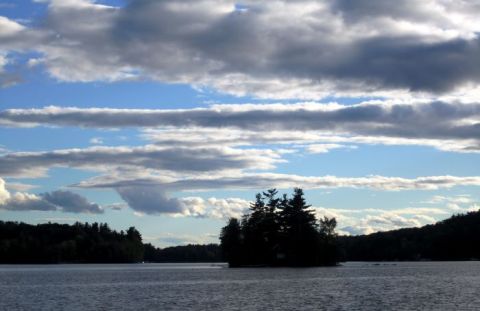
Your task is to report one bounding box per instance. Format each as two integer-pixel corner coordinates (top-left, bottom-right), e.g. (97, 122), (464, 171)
(1, 0), (480, 246)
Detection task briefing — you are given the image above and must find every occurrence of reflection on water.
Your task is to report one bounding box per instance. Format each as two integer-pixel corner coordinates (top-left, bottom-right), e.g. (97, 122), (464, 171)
(1, 262), (479, 310)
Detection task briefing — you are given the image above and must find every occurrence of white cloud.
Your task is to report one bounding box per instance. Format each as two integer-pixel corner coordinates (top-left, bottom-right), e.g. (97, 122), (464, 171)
(3, 101), (480, 153)
(0, 177), (103, 213)
(179, 197), (250, 219)
(315, 206), (448, 235)
(1, 1), (480, 98)
(89, 137), (103, 145)
(306, 144), (357, 154)
(71, 172), (480, 217)
(5, 182), (38, 192)
(146, 232), (216, 247)
(0, 16), (24, 37)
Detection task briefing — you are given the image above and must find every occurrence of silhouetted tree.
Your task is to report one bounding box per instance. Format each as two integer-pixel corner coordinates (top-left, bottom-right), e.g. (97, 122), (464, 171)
(339, 210), (480, 261)
(242, 193), (269, 264)
(220, 188), (339, 267)
(318, 217), (338, 265)
(144, 243), (221, 262)
(280, 188), (319, 266)
(220, 218), (243, 266)
(0, 222), (144, 264)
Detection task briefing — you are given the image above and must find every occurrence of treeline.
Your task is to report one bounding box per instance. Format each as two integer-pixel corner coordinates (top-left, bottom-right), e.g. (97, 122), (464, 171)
(220, 188), (338, 267)
(144, 243), (221, 262)
(0, 221), (144, 263)
(3, 200), (480, 264)
(339, 210), (480, 261)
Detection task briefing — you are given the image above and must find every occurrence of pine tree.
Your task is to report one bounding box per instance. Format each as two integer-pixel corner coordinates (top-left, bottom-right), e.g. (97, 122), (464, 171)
(220, 218), (242, 267)
(262, 189), (281, 263)
(280, 188), (319, 266)
(220, 188), (339, 267)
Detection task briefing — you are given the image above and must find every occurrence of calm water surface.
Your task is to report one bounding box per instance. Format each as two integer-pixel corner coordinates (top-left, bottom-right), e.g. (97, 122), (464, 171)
(1, 262), (479, 310)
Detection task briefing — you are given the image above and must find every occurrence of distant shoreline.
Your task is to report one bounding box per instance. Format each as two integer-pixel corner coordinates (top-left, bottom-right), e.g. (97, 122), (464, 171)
(2, 209), (480, 264)
(1, 260), (480, 266)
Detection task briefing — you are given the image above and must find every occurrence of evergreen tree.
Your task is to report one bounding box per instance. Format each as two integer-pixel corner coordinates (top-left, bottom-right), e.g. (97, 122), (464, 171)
(280, 188), (319, 266)
(220, 218), (242, 267)
(262, 189), (281, 263)
(220, 188), (339, 267)
(242, 193), (267, 264)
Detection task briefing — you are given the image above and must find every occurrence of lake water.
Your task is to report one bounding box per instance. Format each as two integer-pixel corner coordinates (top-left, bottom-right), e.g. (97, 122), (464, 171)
(1, 262), (479, 310)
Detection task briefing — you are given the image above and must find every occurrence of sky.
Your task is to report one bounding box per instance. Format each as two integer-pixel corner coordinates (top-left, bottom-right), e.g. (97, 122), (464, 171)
(1, 0), (480, 247)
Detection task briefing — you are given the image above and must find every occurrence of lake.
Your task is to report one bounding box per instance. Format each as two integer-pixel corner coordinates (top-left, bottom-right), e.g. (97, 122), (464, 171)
(1, 262), (479, 310)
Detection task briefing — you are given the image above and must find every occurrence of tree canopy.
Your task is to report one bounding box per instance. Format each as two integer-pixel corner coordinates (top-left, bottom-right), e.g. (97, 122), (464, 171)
(0, 221), (143, 263)
(220, 188), (339, 267)
(339, 210), (480, 261)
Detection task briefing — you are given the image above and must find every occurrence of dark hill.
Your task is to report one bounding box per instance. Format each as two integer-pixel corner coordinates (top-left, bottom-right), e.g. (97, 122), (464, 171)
(339, 210), (480, 261)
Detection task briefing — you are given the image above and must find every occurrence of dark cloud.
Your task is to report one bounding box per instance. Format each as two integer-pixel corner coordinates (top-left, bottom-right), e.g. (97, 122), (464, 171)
(41, 190), (103, 214)
(70, 173), (480, 218)
(0, 145), (279, 177)
(1, 0), (479, 97)
(2, 101), (480, 142)
(0, 178), (103, 213)
(75, 173), (480, 192)
(116, 186), (183, 214)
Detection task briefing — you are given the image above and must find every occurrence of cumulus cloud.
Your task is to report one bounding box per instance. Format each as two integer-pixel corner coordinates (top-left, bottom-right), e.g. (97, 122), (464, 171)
(114, 188), (479, 233)
(5, 182), (38, 192)
(179, 197), (250, 219)
(0, 16), (24, 37)
(315, 206), (445, 235)
(41, 190), (103, 213)
(113, 183), (249, 217)
(0, 178), (103, 213)
(420, 194), (479, 213)
(1, 1), (480, 97)
(116, 186), (184, 214)
(69, 172), (480, 217)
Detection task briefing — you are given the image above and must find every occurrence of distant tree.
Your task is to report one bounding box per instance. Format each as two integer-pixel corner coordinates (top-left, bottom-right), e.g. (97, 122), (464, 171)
(318, 216), (338, 265)
(339, 210), (480, 261)
(0, 221), (145, 264)
(144, 243), (222, 262)
(319, 217), (337, 237)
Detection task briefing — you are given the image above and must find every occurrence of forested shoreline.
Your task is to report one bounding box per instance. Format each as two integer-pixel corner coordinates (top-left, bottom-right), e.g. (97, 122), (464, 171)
(0, 221), (222, 264)
(0, 222), (144, 264)
(1, 192), (480, 264)
(339, 210), (480, 261)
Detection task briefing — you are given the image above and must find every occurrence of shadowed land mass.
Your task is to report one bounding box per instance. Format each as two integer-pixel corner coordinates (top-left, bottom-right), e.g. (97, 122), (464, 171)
(1, 188), (480, 265)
